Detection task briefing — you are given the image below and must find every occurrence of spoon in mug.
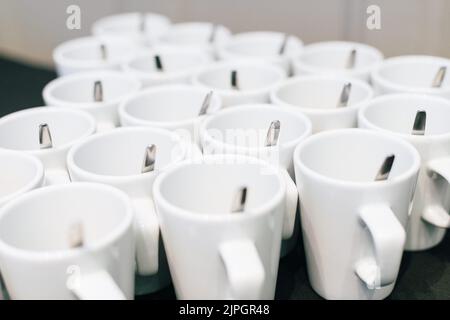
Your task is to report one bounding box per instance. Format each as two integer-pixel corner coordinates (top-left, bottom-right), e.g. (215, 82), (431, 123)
(209, 24), (218, 43)
(100, 44), (107, 60)
(412, 110), (427, 135)
(93, 80), (103, 102)
(154, 55), (164, 72)
(141, 144), (157, 173)
(39, 124), (53, 149)
(279, 34), (289, 55)
(68, 221), (84, 248)
(337, 83), (352, 107)
(374, 154), (395, 181)
(198, 91), (214, 116)
(432, 66), (447, 88)
(265, 120), (281, 147)
(139, 13), (146, 33)
(231, 186), (248, 213)
(231, 70), (239, 90)
(346, 49), (357, 69)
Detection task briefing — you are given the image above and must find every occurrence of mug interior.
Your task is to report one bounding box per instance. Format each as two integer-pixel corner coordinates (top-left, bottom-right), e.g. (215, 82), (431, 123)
(0, 153), (40, 199)
(123, 87), (221, 122)
(205, 106), (309, 148)
(297, 131), (416, 183)
(63, 40), (131, 63)
(197, 65), (283, 91)
(275, 78), (371, 109)
(0, 185), (129, 251)
(158, 160), (282, 215)
(71, 129), (184, 176)
(162, 23), (228, 45)
(49, 75), (139, 103)
(225, 33), (299, 57)
(0, 109), (94, 151)
(378, 59), (450, 89)
(362, 96), (450, 136)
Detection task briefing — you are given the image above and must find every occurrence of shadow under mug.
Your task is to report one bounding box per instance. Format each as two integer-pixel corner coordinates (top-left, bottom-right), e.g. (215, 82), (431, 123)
(43, 71), (142, 132)
(293, 129), (420, 299)
(67, 127), (188, 295)
(200, 104), (312, 256)
(153, 154), (287, 299)
(0, 107), (96, 186)
(0, 182), (135, 300)
(358, 93), (450, 251)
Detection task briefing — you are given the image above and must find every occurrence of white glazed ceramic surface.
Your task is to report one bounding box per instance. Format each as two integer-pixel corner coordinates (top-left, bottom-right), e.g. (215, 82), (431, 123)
(0, 183), (135, 300)
(43, 71), (142, 132)
(192, 61), (286, 107)
(358, 93), (450, 251)
(0, 150), (44, 208)
(153, 154), (287, 299)
(217, 31), (303, 74)
(371, 55), (450, 98)
(293, 129), (420, 300)
(67, 127), (188, 294)
(53, 36), (141, 76)
(270, 75), (374, 133)
(292, 41), (384, 82)
(0, 107), (96, 186)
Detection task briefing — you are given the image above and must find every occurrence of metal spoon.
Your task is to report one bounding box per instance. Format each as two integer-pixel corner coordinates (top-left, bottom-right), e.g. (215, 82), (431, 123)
(198, 91), (214, 116)
(39, 124), (53, 149)
(346, 49), (357, 69)
(93, 80), (103, 102)
(432, 66), (446, 88)
(231, 70), (239, 90)
(231, 186), (248, 213)
(265, 120), (281, 147)
(141, 144), (156, 173)
(337, 83), (352, 107)
(374, 154), (395, 181)
(412, 110), (426, 135)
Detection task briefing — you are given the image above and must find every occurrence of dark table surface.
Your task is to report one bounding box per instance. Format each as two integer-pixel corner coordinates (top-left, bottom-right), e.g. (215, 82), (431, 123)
(0, 55), (448, 300)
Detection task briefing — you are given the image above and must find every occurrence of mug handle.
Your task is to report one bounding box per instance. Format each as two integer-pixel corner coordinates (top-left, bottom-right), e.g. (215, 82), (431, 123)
(133, 198), (160, 275)
(219, 240), (265, 300)
(45, 168), (71, 186)
(280, 169), (298, 239)
(70, 269), (126, 300)
(354, 204), (406, 289)
(422, 158), (450, 228)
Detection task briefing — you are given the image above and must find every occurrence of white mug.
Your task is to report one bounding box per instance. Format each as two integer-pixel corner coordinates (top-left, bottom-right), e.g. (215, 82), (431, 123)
(270, 75), (374, 133)
(294, 129), (420, 299)
(153, 154), (287, 299)
(67, 127), (188, 295)
(292, 41), (384, 82)
(0, 107), (96, 186)
(43, 71), (142, 132)
(0, 182), (135, 300)
(359, 93), (450, 251)
(92, 12), (171, 47)
(192, 61), (286, 107)
(200, 104), (312, 256)
(122, 47), (214, 88)
(0, 150), (44, 208)
(217, 31), (303, 74)
(119, 84), (222, 149)
(371, 55), (450, 98)
(53, 36), (140, 76)
(159, 22), (232, 59)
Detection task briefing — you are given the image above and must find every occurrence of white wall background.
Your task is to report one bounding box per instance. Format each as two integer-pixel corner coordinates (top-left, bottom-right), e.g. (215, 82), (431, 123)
(0, 0), (449, 68)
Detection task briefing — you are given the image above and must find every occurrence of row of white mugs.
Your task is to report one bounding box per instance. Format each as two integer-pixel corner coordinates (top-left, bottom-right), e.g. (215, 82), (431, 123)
(0, 91), (450, 300)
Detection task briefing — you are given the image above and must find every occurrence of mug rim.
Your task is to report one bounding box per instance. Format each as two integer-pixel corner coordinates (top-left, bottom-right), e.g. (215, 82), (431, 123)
(0, 182), (134, 260)
(153, 154), (286, 221)
(270, 75), (374, 115)
(0, 106), (97, 154)
(358, 93), (450, 141)
(118, 84), (222, 127)
(293, 128), (421, 188)
(191, 61), (287, 96)
(67, 126), (187, 183)
(200, 103), (312, 153)
(370, 55), (450, 94)
(0, 150), (44, 205)
(43, 70), (142, 109)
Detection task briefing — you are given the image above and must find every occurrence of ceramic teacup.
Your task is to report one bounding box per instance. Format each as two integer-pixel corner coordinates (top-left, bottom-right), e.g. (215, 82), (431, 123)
(371, 55), (450, 98)
(0, 107), (96, 186)
(53, 36), (140, 76)
(92, 12), (171, 47)
(67, 127), (188, 295)
(359, 93), (450, 251)
(192, 61), (286, 107)
(200, 104), (312, 256)
(294, 129), (420, 299)
(270, 75), (373, 132)
(122, 47), (214, 88)
(153, 154), (287, 299)
(217, 31), (303, 74)
(292, 41), (384, 82)
(43, 71), (142, 132)
(0, 183), (135, 300)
